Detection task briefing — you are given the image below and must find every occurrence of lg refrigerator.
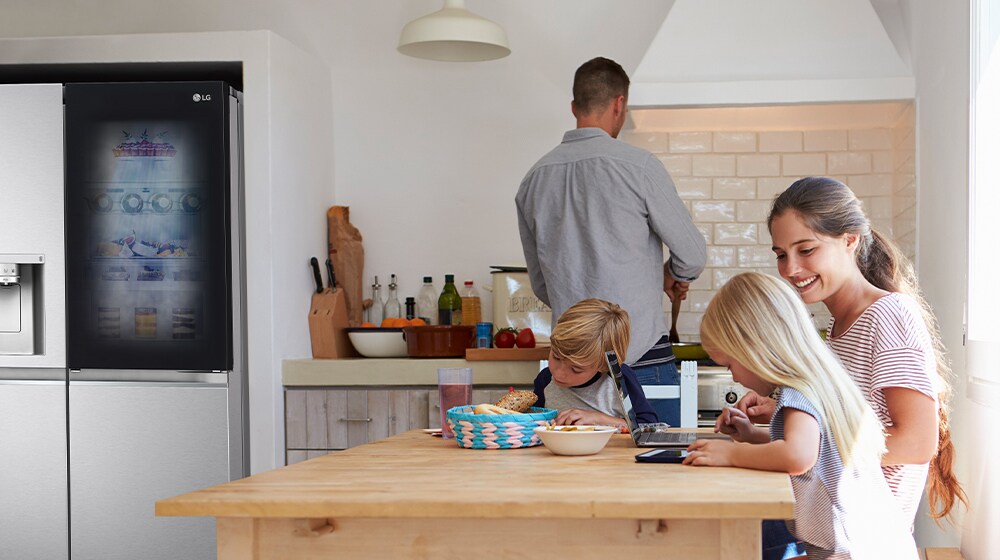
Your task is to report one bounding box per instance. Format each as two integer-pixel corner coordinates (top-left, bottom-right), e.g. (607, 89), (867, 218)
(0, 81), (247, 560)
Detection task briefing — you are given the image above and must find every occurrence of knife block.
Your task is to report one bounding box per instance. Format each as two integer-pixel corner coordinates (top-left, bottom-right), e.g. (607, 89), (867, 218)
(308, 287), (358, 358)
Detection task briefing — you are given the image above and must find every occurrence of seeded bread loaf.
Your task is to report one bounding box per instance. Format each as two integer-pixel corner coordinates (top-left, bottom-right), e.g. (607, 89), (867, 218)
(495, 389), (538, 413)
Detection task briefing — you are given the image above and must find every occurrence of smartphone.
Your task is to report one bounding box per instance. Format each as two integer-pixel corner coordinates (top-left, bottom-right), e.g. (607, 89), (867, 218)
(635, 448), (688, 463)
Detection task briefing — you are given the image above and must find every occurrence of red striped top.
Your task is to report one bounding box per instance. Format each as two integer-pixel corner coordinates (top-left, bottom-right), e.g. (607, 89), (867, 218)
(826, 292), (938, 526)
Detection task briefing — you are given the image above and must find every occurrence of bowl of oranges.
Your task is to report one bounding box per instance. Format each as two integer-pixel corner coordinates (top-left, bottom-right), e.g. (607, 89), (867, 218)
(346, 317), (427, 358)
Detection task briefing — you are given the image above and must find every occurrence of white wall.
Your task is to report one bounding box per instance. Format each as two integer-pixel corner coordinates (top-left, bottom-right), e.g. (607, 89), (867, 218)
(908, 0), (973, 551)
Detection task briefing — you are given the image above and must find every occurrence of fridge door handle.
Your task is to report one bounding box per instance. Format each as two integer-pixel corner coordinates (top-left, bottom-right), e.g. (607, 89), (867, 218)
(69, 369), (228, 385)
(0, 368), (65, 383)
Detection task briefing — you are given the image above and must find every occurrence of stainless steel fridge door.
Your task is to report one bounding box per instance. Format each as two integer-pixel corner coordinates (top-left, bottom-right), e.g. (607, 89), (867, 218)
(69, 370), (230, 560)
(0, 83), (66, 368)
(0, 370), (68, 560)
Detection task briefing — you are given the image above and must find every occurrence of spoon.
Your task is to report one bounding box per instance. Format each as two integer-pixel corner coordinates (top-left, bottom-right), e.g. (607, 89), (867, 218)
(669, 292), (681, 344)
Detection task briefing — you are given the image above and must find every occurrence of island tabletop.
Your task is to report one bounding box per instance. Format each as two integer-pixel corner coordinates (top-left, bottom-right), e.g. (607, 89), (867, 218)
(158, 430), (794, 559)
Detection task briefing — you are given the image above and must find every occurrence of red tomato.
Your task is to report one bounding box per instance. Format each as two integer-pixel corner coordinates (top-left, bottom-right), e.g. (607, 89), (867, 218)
(515, 328), (536, 348)
(494, 328), (517, 348)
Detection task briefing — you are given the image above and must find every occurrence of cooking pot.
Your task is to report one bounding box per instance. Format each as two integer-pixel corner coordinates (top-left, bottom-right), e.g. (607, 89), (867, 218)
(402, 325), (475, 358)
(671, 342), (709, 361)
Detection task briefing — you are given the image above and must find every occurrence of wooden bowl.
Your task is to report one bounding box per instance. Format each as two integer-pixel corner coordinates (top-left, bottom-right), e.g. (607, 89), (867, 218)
(402, 325), (475, 357)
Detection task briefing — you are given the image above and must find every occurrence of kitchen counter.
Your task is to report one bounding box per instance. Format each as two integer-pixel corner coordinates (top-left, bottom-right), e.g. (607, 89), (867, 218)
(282, 357), (541, 386)
(158, 429), (793, 559)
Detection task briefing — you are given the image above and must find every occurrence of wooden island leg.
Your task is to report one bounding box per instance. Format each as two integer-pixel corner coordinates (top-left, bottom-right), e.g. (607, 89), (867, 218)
(218, 518), (256, 560)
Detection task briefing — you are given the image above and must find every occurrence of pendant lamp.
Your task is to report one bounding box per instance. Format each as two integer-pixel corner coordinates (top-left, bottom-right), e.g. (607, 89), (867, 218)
(398, 0), (511, 62)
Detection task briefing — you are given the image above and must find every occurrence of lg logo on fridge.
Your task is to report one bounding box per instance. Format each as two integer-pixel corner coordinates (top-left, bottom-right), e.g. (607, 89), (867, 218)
(192, 93), (213, 102)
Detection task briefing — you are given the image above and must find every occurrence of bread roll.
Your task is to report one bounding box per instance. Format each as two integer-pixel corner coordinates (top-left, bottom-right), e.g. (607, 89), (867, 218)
(473, 403), (520, 415)
(495, 390), (538, 413)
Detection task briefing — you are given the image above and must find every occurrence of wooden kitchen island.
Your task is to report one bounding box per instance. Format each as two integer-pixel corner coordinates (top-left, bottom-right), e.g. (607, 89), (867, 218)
(157, 430), (794, 559)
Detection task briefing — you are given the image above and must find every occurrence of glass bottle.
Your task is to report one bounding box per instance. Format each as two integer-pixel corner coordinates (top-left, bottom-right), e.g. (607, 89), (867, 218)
(383, 274), (401, 319)
(369, 275), (384, 325)
(404, 297), (416, 320)
(438, 274), (462, 325)
(460, 280), (482, 326)
(416, 276), (438, 325)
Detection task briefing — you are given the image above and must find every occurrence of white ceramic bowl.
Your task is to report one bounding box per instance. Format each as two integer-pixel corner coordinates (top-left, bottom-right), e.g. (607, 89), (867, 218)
(346, 328), (407, 358)
(533, 425), (617, 456)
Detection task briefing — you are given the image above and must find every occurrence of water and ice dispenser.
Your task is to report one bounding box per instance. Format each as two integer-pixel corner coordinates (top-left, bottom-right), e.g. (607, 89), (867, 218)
(0, 255), (44, 355)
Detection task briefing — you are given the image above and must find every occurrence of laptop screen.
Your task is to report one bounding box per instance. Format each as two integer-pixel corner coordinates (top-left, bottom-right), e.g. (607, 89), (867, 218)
(605, 350), (641, 436)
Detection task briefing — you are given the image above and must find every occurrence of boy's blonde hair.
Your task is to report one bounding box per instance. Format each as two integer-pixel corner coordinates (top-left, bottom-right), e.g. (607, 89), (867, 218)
(700, 272), (886, 467)
(549, 298), (630, 370)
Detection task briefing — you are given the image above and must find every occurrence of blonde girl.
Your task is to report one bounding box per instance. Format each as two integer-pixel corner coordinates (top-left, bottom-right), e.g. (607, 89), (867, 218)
(686, 272), (917, 559)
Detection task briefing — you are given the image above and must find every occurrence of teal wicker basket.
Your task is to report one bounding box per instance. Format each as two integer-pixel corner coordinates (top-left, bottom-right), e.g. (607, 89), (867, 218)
(446, 406), (557, 449)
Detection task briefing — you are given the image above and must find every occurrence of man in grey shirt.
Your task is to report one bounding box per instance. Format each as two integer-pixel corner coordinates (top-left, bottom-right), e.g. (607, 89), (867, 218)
(515, 57), (706, 426)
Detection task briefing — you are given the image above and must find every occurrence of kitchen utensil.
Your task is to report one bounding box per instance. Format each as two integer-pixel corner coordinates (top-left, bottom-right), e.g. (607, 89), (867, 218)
(344, 327), (407, 358)
(309, 257), (323, 294)
(325, 259), (336, 289)
(402, 325), (475, 357)
(668, 293), (681, 344)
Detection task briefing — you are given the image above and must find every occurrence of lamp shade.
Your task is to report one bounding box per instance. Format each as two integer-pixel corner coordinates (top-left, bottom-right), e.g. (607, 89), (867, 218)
(398, 0), (510, 62)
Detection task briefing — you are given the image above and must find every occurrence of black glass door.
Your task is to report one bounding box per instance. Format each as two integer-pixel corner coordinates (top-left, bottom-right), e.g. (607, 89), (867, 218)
(65, 82), (232, 370)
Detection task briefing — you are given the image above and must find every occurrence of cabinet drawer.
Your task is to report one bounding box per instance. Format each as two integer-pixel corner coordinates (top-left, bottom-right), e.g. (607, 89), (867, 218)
(285, 388), (432, 452)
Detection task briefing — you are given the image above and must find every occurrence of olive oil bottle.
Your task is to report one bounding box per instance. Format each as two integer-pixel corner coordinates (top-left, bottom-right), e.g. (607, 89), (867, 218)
(437, 274), (463, 325)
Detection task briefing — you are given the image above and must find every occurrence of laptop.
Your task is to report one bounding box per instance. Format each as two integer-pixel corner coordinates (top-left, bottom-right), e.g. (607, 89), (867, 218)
(605, 350), (730, 448)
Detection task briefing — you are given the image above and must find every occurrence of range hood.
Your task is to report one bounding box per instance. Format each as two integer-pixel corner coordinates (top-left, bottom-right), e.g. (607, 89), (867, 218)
(629, 0), (914, 107)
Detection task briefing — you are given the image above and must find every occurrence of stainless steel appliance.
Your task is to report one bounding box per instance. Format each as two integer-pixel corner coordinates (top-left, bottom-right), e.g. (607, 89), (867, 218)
(0, 81), (247, 560)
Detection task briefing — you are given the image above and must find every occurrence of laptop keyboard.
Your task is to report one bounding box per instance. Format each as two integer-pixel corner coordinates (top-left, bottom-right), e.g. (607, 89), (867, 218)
(640, 432), (694, 444)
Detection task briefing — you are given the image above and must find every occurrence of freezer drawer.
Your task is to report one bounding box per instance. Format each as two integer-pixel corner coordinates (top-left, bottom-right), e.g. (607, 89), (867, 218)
(69, 380), (230, 560)
(0, 377), (68, 560)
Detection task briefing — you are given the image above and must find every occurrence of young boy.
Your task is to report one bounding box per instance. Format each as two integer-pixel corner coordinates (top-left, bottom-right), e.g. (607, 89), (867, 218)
(532, 298), (658, 428)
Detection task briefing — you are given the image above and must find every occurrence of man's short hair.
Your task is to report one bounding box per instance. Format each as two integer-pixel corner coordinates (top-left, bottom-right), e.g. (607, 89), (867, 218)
(572, 57), (630, 115)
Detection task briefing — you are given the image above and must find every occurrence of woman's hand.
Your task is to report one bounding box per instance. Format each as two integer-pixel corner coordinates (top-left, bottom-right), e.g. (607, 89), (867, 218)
(735, 390), (777, 424)
(683, 439), (738, 467)
(714, 406), (759, 442)
(555, 408), (624, 430)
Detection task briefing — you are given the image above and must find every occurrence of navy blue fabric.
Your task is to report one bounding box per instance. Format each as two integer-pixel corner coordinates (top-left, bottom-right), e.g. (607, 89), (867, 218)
(762, 519), (806, 560)
(532, 363), (658, 424)
(632, 360), (679, 427)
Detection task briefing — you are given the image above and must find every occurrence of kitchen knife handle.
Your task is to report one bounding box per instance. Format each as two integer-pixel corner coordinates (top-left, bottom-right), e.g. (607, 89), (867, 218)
(326, 258), (336, 289)
(310, 257), (324, 293)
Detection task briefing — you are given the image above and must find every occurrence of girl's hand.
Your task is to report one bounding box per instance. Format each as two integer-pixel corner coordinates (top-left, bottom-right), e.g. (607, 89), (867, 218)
(714, 406), (757, 442)
(735, 390), (777, 424)
(555, 408), (622, 429)
(683, 439), (737, 467)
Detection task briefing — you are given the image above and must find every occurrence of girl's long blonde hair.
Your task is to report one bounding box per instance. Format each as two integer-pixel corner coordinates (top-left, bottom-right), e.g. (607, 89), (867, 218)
(701, 272), (886, 467)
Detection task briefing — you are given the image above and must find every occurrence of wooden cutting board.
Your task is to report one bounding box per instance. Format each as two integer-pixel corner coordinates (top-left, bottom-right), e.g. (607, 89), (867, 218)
(465, 346), (550, 361)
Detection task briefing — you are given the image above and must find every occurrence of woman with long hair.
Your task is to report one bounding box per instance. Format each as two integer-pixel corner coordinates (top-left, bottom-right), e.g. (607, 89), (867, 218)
(737, 176), (967, 526)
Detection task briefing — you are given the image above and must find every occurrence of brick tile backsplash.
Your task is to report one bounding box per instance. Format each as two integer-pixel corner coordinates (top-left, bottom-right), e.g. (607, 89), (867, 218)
(626, 110), (915, 338)
(804, 130), (848, 152)
(759, 131), (803, 153)
(713, 177), (756, 199)
(692, 154), (736, 176)
(659, 154), (692, 177)
(782, 153), (827, 176)
(828, 152), (873, 174)
(692, 201), (736, 222)
(736, 154), (781, 177)
(713, 131), (757, 153)
(670, 131), (713, 153)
